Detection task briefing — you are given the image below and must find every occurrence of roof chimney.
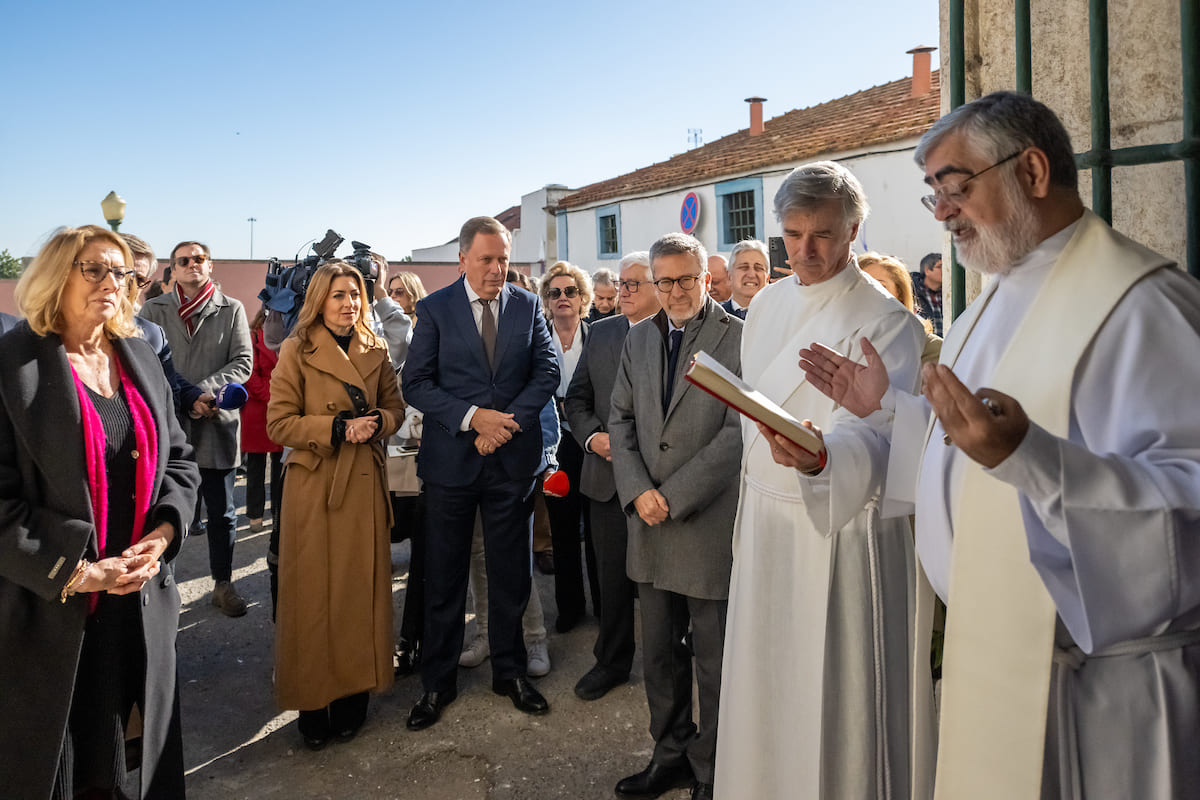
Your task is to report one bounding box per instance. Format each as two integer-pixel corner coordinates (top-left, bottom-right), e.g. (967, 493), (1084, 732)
(745, 96), (767, 136)
(906, 46), (936, 97)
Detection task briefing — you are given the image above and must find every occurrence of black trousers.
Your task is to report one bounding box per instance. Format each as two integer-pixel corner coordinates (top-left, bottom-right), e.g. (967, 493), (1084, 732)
(198, 467), (237, 582)
(588, 496), (637, 676)
(544, 433), (600, 622)
(421, 463), (535, 692)
(243, 450), (282, 520)
(391, 492), (427, 646)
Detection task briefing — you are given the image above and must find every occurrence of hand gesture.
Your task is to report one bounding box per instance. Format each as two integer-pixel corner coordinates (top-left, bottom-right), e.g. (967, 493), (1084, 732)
(634, 488), (669, 526)
(799, 337), (889, 419)
(470, 408), (521, 449)
(924, 364), (1029, 468)
(345, 415), (379, 444)
(755, 421), (825, 474)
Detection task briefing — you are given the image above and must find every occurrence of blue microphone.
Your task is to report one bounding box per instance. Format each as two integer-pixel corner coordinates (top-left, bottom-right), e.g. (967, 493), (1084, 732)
(211, 383), (249, 411)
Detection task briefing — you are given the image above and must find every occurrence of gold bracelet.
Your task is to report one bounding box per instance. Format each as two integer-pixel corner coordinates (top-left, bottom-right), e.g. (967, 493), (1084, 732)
(59, 559), (90, 603)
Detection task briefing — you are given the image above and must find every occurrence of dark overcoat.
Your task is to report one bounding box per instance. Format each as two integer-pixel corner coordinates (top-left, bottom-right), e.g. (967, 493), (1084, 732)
(0, 322), (199, 799)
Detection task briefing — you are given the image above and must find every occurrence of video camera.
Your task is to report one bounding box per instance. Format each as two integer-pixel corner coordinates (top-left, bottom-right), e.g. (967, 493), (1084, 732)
(259, 229), (380, 335)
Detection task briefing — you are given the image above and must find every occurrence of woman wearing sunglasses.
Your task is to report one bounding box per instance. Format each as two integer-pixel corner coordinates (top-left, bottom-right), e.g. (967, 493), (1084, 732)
(538, 262), (600, 634)
(0, 225), (200, 799)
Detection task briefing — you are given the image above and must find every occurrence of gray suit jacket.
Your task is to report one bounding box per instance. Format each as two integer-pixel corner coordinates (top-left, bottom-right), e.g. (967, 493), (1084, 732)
(609, 299), (743, 600)
(140, 288), (252, 469)
(564, 314), (632, 503)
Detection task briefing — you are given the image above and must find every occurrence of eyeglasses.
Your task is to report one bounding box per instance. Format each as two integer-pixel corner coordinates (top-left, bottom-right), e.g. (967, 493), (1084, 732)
(174, 254), (210, 268)
(388, 287), (408, 298)
(546, 286), (580, 300)
(920, 151), (1023, 213)
(75, 260), (135, 284)
(653, 274), (701, 293)
(134, 274), (154, 289)
(619, 279), (647, 293)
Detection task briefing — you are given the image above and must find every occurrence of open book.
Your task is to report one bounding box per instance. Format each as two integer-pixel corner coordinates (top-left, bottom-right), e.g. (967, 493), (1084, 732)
(684, 350), (824, 458)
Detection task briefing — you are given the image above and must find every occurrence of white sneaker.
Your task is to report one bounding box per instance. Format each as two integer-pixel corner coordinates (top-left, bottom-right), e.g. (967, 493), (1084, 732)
(459, 634), (490, 668)
(526, 638), (551, 677)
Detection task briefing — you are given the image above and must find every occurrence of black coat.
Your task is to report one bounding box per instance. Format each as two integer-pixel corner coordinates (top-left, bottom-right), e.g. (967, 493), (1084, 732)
(0, 322), (200, 799)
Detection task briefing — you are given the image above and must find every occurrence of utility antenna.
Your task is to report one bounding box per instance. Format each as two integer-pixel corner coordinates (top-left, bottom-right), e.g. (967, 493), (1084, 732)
(688, 128), (703, 149)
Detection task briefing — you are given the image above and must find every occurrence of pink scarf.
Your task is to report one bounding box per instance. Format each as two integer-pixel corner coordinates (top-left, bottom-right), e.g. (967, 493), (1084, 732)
(177, 281), (215, 336)
(71, 355), (159, 613)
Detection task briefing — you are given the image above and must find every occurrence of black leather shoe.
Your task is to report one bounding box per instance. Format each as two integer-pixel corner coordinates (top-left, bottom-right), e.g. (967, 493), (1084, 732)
(298, 708), (331, 751)
(691, 782), (714, 800)
(406, 689), (457, 731)
(614, 760), (695, 798)
(492, 676), (550, 715)
(573, 664), (629, 701)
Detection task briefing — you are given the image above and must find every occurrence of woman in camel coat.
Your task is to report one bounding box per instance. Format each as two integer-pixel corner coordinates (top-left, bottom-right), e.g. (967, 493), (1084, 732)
(267, 261), (404, 750)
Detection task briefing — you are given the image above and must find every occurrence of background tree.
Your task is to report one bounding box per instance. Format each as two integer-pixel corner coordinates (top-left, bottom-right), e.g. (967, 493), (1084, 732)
(0, 249), (23, 279)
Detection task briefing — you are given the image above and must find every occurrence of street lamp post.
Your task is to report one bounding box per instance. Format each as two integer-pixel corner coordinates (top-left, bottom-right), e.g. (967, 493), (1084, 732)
(247, 217), (257, 259)
(100, 191), (126, 232)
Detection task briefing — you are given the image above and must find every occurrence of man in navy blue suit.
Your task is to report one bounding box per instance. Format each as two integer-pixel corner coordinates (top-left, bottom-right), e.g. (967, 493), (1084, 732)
(402, 216), (560, 730)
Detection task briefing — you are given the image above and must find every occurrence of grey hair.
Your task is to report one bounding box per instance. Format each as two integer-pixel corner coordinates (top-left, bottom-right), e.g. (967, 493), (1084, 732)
(618, 250), (652, 276)
(649, 233), (708, 275)
(773, 161), (869, 229)
(914, 90), (1078, 190)
(729, 239), (769, 265)
(459, 216), (511, 254)
(591, 267), (617, 288)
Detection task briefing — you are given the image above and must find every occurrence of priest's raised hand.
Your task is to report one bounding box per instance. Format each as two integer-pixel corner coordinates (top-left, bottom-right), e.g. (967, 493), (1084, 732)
(798, 336), (889, 418)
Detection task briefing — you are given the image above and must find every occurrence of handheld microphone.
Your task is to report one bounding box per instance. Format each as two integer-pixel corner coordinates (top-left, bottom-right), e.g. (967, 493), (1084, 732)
(210, 383), (249, 411)
(543, 469), (570, 498)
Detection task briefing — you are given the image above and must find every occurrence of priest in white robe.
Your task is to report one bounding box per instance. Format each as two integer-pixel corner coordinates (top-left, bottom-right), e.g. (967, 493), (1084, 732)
(714, 161), (928, 800)
(800, 91), (1200, 800)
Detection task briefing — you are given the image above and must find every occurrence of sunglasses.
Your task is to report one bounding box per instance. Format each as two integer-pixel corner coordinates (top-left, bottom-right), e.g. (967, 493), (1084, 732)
(75, 260), (135, 284)
(546, 286), (580, 300)
(174, 254), (210, 268)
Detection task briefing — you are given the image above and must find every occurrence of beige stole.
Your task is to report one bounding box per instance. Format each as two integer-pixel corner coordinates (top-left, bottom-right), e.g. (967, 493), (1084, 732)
(916, 211), (1170, 799)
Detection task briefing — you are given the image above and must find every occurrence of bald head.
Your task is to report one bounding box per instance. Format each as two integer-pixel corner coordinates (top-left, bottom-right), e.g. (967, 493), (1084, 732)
(707, 254), (731, 302)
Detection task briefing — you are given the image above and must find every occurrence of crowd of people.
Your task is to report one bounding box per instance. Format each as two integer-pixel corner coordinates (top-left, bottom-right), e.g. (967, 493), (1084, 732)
(2, 90), (1199, 800)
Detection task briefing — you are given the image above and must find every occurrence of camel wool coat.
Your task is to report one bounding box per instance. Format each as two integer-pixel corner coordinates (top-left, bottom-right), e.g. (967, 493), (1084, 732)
(267, 324), (403, 710)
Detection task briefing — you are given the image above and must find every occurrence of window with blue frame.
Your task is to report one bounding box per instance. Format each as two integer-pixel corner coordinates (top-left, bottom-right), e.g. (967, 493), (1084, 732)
(715, 178), (764, 249)
(595, 204), (621, 259)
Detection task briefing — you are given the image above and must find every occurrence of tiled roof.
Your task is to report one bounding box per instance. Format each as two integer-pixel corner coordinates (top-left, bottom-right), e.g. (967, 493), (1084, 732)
(495, 205), (521, 231)
(557, 72), (940, 210)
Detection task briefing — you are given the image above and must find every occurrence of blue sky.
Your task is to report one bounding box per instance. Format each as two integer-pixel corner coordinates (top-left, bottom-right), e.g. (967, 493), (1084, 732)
(0, 0), (938, 262)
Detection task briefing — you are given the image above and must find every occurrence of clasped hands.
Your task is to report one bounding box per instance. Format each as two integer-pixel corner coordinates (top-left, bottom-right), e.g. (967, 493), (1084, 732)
(73, 522), (175, 596)
(472, 408), (521, 456)
(798, 337), (1029, 469)
(344, 415), (380, 444)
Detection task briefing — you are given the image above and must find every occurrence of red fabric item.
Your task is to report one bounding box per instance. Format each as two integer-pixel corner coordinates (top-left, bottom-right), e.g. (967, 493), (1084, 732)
(70, 357), (158, 613)
(543, 469), (570, 498)
(176, 281), (215, 336)
(241, 328), (282, 453)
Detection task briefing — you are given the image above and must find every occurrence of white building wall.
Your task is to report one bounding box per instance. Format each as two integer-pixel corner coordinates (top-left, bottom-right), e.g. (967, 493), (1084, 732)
(564, 140), (943, 276)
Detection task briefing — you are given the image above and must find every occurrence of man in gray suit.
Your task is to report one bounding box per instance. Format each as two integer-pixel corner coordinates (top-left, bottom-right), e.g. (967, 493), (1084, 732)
(565, 250), (661, 702)
(141, 241), (252, 616)
(609, 233), (743, 800)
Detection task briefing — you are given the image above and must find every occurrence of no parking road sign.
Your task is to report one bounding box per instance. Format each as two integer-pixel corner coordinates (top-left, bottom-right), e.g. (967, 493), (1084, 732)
(680, 192), (700, 235)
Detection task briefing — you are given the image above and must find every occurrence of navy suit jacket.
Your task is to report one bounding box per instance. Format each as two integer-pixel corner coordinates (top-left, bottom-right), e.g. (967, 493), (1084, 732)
(720, 299), (748, 320)
(402, 277), (559, 487)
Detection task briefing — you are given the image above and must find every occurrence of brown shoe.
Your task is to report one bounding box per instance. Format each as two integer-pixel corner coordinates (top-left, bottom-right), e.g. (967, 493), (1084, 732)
(212, 580), (248, 617)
